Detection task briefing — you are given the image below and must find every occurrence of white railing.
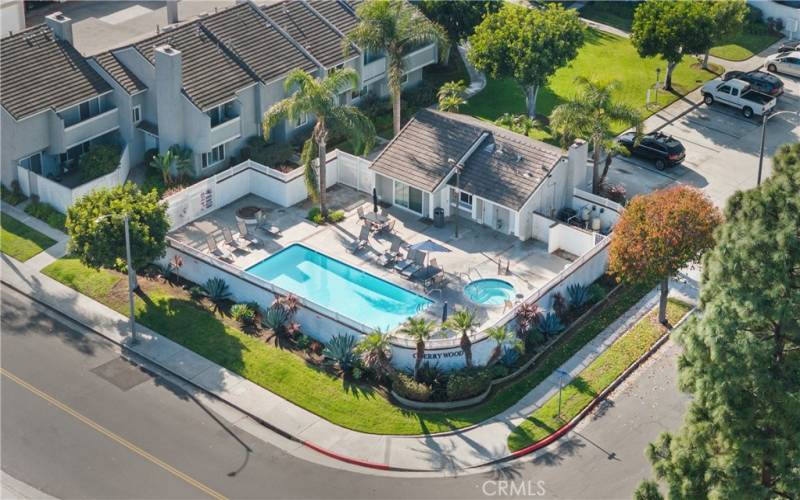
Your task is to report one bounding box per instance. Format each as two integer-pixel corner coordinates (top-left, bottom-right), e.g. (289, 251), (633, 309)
(402, 43), (437, 73)
(209, 116), (241, 147)
(62, 107), (120, 149)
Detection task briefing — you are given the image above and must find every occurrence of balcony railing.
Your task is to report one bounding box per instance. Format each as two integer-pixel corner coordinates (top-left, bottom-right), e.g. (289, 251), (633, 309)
(362, 57), (386, 84)
(402, 43), (437, 72)
(62, 107), (119, 149)
(209, 116), (241, 147)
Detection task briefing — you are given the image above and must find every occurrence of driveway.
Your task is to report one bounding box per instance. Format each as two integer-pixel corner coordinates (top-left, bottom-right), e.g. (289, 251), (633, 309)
(607, 72), (800, 208)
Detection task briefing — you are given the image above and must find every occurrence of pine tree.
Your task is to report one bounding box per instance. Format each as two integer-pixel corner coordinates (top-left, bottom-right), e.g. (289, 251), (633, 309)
(641, 143), (800, 498)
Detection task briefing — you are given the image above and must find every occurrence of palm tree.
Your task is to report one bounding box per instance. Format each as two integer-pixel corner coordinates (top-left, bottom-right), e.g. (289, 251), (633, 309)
(263, 69), (375, 218)
(356, 328), (393, 378)
(550, 77), (643, 195)
(400, 317), (436, 380)
(346, 0), (449, 136)
(486, 325), (523, 365)
(445, 308), (477, 367)
(150, 150), (174, 185)
(437, 80), (467, 112)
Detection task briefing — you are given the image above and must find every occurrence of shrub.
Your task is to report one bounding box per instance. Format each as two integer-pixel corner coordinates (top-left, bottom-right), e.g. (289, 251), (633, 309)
(416, 362), (445, 388)
(501, 347), (521, 368)
(537, 312), (565, 339)
(307, 207), (323, 224)
(25, 201), (66, 230)
(552, 292), (568, 319)
(602, 183), (627, 205)
(78, 144), (121, 183)
(323, 334), (359, 372)
(189, 285), (205, 301)
(295, 334), (311, 350)
(202, 277), (230, 304)
(489, 364), (510, 380)
(525, 329), (546, 350)
(588, 283), (606, 304)
(231, 303), (255, 326)
(515, 302), (542, 337)
(143, 148), (159, 169)
(392, 372), (432, 402)
(745, 5), (763, 27)
(567, 283), (590, 310)
(327, 210), (345, 223)
(446, 368), (492, 401)
(1, 182), (26, 205)
(241, 136), (294, 167)
(494, 113), (541, 137)
(402, 81), (438, 109)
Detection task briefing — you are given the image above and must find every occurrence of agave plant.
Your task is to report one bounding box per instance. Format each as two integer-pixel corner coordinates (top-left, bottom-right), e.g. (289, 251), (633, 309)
(202, 277), (230, 304)
(486, 325), (524, 365)
(323, 334), (359, 373)
(230, 303), (255, 326)
(537, 312), (565, 340)
(566, 283), (590, 310)
(263, 305), (291, 334)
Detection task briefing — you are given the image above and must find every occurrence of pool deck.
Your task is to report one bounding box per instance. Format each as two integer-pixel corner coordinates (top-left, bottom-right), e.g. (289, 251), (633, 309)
(168, 186), (574, 333)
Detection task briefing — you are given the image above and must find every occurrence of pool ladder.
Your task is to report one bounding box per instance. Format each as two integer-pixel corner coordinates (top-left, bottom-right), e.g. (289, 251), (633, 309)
(459, 267), (482, 283)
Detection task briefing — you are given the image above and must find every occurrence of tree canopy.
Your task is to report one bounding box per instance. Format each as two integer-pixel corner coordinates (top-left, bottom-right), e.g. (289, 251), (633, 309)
(609, 185), (721, 322)
(415, 0), (501, 42)
(631, 0), (713, 90)
(66, 182), (169, 272)
(642, 143), (800, 497)
(467, 2), (584, 117)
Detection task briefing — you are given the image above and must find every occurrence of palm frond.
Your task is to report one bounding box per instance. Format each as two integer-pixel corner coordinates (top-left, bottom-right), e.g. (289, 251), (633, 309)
(262, 99), (293, 141)
(322, 67), (359, 95)
(331, 106), (376, 155)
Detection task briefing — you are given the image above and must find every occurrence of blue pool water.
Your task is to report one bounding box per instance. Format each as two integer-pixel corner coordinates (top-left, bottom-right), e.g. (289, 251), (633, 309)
(464, 279), (515, 306)
(246, 244), (432, 331)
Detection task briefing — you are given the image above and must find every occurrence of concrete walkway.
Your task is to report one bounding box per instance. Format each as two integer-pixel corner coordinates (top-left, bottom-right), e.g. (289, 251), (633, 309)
(1, 237), (693, 471)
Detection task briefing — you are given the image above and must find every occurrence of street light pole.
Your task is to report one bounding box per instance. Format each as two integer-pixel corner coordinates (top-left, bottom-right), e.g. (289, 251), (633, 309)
(757, 110), (799, 186)
(97, 213), (137, 344)
(556, 369), (568, 421)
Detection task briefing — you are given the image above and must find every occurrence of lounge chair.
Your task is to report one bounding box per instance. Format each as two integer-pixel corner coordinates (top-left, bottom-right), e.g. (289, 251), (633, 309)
(348, 225), (370, 253)
(237, 220), (261, 247)
(256, 212), (281, 237)
(393, 248), (417, 273)
(378, 239), (402, 266)
(206, 235), (233, 262)
(221, 226), (247, 251)
(401, 251), (426, 278)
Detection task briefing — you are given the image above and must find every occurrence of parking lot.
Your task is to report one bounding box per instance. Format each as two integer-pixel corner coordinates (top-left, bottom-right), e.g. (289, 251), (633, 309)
(607, 71), (800, 208)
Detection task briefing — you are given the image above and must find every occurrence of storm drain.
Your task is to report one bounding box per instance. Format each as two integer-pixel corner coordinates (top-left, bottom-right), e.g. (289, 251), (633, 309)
(91, 357), (152, 391)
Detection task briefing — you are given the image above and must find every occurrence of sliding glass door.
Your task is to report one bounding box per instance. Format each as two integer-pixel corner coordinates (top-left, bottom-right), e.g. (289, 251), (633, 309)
(394, 181), (423, 214)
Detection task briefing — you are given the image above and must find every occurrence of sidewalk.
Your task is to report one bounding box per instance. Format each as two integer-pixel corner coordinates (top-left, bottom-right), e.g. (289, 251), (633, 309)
(1, 245), (694, 471)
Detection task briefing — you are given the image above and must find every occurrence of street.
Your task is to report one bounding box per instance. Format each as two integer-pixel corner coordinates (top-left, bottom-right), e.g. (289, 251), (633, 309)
(1, 286), (689, 499)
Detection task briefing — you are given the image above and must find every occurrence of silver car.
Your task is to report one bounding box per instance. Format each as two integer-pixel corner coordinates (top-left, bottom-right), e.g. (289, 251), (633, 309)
(766, 51), (800, 77)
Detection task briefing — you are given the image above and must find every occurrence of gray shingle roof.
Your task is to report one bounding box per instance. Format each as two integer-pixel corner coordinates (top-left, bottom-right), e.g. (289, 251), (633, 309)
(1, 25), (111, 120)
(262, 1), (357, 69)
(371, 110), (564, 211)
(201, 3), (316, 82)
(134, 12), (257, 111)
(306, 0), (360, 36)
(93, 50), (146, 94)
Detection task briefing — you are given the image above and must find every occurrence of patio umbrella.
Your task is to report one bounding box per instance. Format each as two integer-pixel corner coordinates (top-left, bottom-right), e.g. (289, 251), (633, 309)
(410, 239), (450, 265)
(372, 187), (378, 213)
(442, 301), (448, 322)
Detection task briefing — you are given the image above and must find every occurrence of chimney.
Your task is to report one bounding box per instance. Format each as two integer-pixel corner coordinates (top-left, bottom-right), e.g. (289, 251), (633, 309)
(567, 139), (590, 191)
(154, 44), (183, 153)
(45, 12), (73, 45)
(166, 1), (179, 24)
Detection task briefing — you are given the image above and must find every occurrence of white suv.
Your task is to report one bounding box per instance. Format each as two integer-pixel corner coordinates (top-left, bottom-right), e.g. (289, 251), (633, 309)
(765, 51), (800, 77)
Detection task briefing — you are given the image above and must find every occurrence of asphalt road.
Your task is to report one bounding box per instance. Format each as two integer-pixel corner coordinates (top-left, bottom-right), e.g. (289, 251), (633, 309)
(1, 286), (689, 499)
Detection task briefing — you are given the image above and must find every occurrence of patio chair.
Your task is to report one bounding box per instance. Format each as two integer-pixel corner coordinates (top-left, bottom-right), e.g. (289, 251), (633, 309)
(348, 225), (370, 253)
(401, 251), (426, 278)
(378, 239), (402, 266)
(393, 248), (417, 273)
(237, 220), (262, 247)
(357, 206), (366, 221)
(206, 235), (233, 262)
(221, 226), (247, 251)
(256, 212), (281, 238)
(380, 207), (389, 218)
(379, 219), (395, 235)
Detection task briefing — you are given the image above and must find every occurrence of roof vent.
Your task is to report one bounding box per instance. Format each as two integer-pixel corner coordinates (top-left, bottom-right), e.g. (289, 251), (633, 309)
(515, 153), (523, 163)
(483, 142), (495, 153)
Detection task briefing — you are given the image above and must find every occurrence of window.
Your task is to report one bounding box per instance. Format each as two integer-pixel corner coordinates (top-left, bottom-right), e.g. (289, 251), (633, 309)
(293, 113), (309, 129)
(20, 152), (42, 174)
(132, 105), (141, 124)
(394, 181), (423, 214)
(731, 88), (739, 97)
(351, 85), (367, 100)
(459, 191), (473, 210)
(201, 144), (225, 169)
(719, 85), (731, 95)
(400, 73), (409, 84)
(208, 101), (237, 127)
(338, 92), (348, 106)
(79, 97), (100, 121)
(330, 63), (345, 74)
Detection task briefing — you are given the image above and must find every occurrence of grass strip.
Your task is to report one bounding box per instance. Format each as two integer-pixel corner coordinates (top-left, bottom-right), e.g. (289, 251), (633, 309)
(507, 298), (691, 451)
(43, 257), (652, 435)
(0, 213), (56, 261)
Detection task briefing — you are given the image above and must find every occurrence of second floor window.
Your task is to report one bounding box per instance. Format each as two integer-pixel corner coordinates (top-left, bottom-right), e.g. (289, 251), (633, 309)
(79, 97), (100, 122)
(132, 106), (142, 124)
(208, 101), (237, 127)
(293, 113), (309, 129)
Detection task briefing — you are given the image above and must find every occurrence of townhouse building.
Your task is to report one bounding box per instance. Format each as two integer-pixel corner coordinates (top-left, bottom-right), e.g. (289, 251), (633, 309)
(0, 0), (438, 207)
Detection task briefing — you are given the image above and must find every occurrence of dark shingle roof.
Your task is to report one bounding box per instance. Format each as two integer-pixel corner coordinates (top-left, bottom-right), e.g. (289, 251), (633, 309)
(306, 0), (359, 35)
(263, 1), (357, 69)
(0, 25), (111, 120)
(93, 50), (146, 94)
(201, 3), (316, 82)
(134, 14), (257, 111)
(372, 110), (564, 211)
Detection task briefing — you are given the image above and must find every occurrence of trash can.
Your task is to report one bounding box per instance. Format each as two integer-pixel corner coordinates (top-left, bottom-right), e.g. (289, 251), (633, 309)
(433, 207), (445, 228)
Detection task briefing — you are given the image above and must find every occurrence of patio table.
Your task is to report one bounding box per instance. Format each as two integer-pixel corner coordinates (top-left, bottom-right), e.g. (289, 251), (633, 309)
(363, 212), (389, 224)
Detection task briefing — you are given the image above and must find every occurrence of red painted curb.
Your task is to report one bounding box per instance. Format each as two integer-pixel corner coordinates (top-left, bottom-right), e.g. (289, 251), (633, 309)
(302, 441), (391, 471)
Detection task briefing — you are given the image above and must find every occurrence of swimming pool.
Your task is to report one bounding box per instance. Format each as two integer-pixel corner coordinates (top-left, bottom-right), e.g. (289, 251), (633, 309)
(464, 279), (515, 306)
(246, 244), (432, 331)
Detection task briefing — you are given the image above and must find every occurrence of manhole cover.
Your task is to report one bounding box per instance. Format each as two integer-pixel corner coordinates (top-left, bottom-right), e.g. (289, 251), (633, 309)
(91, 357), (152, 391)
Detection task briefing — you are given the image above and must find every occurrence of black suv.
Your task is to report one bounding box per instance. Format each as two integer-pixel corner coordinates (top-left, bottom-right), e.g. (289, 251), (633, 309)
(777, 40), (800, 53)
(723, 70), (784, 97)
(616, 132), (686, 170)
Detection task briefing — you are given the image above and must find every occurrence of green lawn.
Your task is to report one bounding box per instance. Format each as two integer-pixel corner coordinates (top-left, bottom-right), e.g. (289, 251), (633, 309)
(709, 29), (782, 61)
(580, 1), (639, 32)
(0, 213), (56, 261)
(507, 299), (692, 451)
(44, 257), (652, 435)
(462, 30), (719, 141)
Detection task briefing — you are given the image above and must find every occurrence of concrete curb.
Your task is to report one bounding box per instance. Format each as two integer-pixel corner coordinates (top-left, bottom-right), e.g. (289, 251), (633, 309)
(476, 306), (696, 467)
